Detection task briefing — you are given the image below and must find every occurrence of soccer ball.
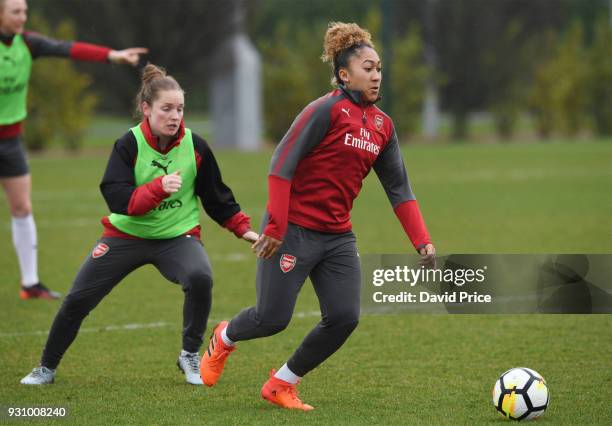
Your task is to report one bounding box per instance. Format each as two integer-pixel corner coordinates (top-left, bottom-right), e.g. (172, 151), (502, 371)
(492, 367), (549, 421)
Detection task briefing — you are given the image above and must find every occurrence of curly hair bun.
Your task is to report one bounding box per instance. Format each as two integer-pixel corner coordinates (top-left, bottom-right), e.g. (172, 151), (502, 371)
(321, 22), (374, 63)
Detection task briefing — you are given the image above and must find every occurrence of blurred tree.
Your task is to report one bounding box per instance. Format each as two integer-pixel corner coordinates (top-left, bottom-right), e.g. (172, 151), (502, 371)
(481, 20), (529, 140)
(365, 8), (428, 139)
(563, 0), (611, 42)
(389, 28), (428, 139)
(528, 32), (558, 139)
(434, 0), (490, 140)
(586, 18), (612, 136)
(530, 23), (590, 138)
(25, 14), (97, 151)
(395, 0), (575, 141)
(29, 0), (245, 112)
(251, 0), (374, 41)
(260, 22), (329, 142)
(26, 0), (612, 142)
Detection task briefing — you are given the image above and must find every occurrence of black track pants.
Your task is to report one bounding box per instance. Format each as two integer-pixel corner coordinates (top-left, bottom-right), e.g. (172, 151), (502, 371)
(227, 223), (360, 377)
(41, 235), (213, 369)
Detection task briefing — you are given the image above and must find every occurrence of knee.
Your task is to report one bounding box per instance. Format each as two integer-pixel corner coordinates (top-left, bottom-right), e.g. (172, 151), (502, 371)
(254, 311), (291, 336)
(260, 322), (289, 336)
(10, 201), (32, 217)
(344, 318), (359, 334)
(183, 270), (213, 297)
(324, 310), (360, 333)
(250, 321), (288, 337)
(60, 293), (93, 319)
(330, 317), (359, 339)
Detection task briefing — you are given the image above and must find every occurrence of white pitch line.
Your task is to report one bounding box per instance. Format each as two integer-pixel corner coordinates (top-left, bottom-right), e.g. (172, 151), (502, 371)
(10, 304), (519, 339)
(0, 312), (325, 339)
(0, 321), (172, 338)
(293, 311), (321, 318)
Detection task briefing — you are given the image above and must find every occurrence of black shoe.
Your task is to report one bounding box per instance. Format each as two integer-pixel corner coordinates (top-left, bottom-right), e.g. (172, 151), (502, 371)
(20, 283), (61, 300)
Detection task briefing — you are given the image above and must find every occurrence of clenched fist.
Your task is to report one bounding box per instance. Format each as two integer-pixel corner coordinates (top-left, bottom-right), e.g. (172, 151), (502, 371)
(162, 170), (182, 194)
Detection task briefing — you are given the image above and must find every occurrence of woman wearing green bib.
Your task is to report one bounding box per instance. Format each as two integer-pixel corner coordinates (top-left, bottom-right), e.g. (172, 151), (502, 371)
(20, 64), (258, 385)
(0, 0), (147, 300)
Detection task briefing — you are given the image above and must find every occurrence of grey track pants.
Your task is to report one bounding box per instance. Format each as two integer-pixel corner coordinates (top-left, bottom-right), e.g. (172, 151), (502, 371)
(41, 235), (213, 369)
(227, 223), (361, 377)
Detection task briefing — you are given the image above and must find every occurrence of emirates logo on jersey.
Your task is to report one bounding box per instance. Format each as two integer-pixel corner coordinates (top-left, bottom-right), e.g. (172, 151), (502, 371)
(280, 254), (297, 273)
(92, 243), (110, 259)
(344, 128), (380, 155)
(375, 115), (384, 130)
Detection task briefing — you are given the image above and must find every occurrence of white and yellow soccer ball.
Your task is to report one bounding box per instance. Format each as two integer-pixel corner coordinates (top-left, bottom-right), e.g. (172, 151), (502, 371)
(492, 367), (549, 421)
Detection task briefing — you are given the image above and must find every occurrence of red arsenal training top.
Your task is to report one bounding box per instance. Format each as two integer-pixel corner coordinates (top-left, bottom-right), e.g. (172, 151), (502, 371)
(264, 86), (431, 250)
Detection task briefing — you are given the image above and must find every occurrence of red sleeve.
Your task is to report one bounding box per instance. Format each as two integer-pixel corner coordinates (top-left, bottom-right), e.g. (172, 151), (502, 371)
(69, 42), (111, 62)
(262, 175), (291, 241)
(126, 176), (169, 215)
(222, 212), (251, 238)
(195, 149), (202, 168)
(394, 200), (432, 251)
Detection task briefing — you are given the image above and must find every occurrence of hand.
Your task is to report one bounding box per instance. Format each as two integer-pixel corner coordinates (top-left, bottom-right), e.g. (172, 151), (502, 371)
(108, 47), (149, 67)
(418, 243), (436, 269)
(252, 234), (282, 259)
(161, 170), (181, 194)
(241, 230), (259, 244)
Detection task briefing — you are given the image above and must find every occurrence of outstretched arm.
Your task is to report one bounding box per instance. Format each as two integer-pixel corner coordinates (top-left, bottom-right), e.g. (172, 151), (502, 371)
(107, 47), (148, 66)
(193, 135), (255, 242)
(24, 32), (146, 65)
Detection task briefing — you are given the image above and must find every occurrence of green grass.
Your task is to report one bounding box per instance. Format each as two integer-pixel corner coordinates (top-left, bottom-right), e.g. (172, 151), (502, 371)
(0, 141), (611, 424)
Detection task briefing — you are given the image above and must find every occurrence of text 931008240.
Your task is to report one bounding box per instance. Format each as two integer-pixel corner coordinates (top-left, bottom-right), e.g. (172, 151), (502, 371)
(2, 406), (68, 419)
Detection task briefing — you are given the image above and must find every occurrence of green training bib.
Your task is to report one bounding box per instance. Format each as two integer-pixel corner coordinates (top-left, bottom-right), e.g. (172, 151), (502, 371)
(0, 34), (32, 125)
(108, 125), (200, 239)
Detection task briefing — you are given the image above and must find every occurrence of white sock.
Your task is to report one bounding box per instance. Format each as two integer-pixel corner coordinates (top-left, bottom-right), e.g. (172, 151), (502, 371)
(11, 214), (39, 287)
(274, 363), (300, 384)
(220, 325), (235, 346)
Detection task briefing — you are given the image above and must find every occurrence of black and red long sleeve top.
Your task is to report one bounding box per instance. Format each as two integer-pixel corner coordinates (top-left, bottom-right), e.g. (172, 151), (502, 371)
(0, 31), (112, 139)
(264, 86), (431, 250)
(99, 119), (251, 240)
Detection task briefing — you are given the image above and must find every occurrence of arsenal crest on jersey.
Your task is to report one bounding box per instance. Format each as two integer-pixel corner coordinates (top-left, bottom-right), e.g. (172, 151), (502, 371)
(92, 243), (110, 259)
(280, 254), (297, 273)
(374, 115), (384, 130)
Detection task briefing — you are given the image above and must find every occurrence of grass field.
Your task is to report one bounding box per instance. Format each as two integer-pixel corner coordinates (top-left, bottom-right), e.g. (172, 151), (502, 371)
(1, 140), (611, 424)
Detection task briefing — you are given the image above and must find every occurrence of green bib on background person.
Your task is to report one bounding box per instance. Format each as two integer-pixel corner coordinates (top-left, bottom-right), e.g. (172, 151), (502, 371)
(0, 34), (32, 125)
(109, 125), (200, 239)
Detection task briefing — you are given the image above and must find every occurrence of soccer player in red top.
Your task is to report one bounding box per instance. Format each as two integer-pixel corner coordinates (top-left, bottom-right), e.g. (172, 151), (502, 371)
(200, 22), (436, 410)
(0, 0), (147, 300)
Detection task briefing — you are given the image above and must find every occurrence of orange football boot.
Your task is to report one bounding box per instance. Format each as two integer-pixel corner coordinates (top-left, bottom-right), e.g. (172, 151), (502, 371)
(200, 321), (235, 386)
(261, 369), (314, 411)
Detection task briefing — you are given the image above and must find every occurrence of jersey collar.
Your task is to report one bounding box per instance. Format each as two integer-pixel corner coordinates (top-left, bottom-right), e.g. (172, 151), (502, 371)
(0, 32), (16, 46)
(339, 85), (382, 107)
(140, 118), (185, 154)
